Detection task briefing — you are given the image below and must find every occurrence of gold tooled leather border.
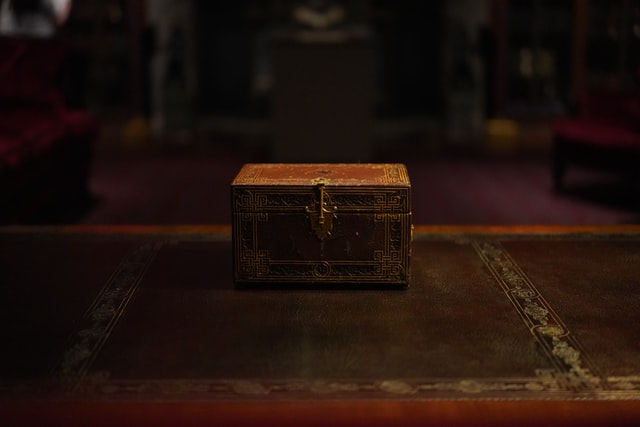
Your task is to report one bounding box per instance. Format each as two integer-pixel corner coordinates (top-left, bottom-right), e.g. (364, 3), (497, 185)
(50, 241), (163, 393)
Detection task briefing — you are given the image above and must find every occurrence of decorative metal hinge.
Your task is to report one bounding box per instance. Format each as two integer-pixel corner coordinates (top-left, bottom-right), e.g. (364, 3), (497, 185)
(305, 179), (337, 240)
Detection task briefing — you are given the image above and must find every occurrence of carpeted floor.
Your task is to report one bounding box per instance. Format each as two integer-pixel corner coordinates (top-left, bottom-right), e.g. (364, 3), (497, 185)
(76, 141), (639, 226)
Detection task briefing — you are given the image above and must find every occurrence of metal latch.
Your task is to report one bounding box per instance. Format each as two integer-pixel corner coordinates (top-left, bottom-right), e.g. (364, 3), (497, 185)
(305, 178), (337, 240)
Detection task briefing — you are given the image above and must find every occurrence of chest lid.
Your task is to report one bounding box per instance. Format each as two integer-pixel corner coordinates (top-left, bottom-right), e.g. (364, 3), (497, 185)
(232, 163), (411, 214)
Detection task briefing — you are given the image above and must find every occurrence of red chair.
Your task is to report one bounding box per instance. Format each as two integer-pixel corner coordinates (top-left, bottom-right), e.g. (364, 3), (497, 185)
(551, 90), (640, 191)
(0, 36), (98, 222)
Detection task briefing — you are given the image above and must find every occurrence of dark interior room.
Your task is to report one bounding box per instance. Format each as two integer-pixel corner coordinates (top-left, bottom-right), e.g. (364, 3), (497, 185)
(1, 0), (639, 225)
(1, 1), (640, 426)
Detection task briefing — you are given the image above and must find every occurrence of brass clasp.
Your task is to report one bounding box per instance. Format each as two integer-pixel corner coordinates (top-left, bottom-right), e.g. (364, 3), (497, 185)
(305, 179), (337, 240)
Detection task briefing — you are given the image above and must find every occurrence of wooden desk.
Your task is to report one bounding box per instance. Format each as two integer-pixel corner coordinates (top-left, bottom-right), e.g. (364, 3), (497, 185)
(1, 225), (640, 426)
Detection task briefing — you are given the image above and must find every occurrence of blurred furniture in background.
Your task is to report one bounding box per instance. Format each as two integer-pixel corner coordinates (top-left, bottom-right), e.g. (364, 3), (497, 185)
(0, 36), (98, 222)
(271, 30), (374, 162)
(551, 90), (640, 191)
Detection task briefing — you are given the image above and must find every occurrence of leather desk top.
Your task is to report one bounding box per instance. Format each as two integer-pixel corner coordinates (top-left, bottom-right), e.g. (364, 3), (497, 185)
(1, 225), (640, 426)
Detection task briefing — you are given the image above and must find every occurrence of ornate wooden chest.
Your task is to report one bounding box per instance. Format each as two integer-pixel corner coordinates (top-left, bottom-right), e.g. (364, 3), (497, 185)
(231, 163), (411, 287)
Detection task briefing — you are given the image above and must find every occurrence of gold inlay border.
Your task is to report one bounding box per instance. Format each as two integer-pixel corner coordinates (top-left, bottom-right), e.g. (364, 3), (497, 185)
(51, 241), (163, 393)
(233, 187), (410, 213)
